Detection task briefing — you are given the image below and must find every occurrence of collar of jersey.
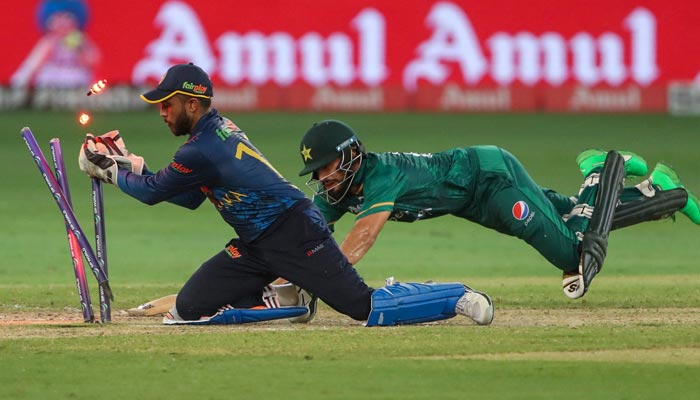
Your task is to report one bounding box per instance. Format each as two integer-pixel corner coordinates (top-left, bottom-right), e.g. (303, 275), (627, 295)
(188, 109), (218, 137)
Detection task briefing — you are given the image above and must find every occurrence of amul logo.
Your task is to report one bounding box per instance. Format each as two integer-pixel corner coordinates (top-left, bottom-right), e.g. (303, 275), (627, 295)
(182, 81), (208, 94)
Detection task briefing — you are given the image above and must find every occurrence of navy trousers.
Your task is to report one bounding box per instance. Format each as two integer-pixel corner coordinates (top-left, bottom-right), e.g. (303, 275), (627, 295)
(176, 198), (373, 320)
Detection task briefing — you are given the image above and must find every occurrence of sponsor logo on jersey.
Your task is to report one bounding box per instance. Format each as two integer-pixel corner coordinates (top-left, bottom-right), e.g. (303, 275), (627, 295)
(306, 242), (325, 257)
(170, 161), (192, 174)
(512, 200), (529, 220)
(225, 244), (242, 258)
(347, 196), (364, 214)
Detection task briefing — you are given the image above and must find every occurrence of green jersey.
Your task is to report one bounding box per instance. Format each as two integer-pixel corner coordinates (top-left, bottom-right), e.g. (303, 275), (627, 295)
(311, 144), (659, 274)
(313, 148), (479, 226)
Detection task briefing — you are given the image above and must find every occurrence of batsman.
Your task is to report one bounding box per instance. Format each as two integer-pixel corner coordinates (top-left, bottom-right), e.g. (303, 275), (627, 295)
(76, 63), (495, 326)
(298, 120), (699, 298)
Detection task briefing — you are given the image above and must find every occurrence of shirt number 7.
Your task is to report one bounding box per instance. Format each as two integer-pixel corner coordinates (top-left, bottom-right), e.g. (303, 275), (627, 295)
(235, 142), (283, 178)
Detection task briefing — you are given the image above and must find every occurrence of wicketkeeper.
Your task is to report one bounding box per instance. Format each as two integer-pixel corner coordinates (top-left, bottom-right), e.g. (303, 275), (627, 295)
(77, 64), (495, 326)
(297, 120), (699, 298)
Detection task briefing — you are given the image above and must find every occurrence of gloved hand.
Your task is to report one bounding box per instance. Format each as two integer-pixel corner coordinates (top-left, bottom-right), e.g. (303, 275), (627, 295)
(90, 130), (128, 156)
(88, 130), (148, 173)
(78, 132), (146, 185)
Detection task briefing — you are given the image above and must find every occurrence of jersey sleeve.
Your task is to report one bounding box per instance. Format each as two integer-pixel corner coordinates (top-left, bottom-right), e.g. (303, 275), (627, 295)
(116, 142), (213, 206)
(165, 188), (207, 210)
(356, 164), (405, 219)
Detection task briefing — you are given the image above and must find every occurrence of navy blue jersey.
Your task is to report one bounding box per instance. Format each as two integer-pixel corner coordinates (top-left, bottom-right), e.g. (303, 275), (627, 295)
(117, 109), (306, 242)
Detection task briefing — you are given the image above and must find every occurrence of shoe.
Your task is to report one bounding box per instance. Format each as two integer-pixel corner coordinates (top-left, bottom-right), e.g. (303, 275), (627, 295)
(650, 162), (700, 224)
(455, 285), (494, 325)
(163, 305), (187, 325)
(287, 286), (318, 324)
(576, 149), (648, 178)
(562, 270), (585, 299)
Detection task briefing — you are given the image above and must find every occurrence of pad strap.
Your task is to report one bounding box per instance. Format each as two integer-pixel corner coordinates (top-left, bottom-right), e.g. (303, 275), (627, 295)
(577, 173), (600, 196)
(635, 179), (656, 197)
(563, 204), (594, 222)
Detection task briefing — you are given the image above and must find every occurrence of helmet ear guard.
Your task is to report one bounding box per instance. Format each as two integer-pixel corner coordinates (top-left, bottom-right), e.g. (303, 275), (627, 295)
(338, 137), (364, 168)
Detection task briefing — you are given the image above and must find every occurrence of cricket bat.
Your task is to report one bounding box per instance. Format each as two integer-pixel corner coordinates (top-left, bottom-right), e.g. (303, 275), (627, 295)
(126, 294), (177, 317)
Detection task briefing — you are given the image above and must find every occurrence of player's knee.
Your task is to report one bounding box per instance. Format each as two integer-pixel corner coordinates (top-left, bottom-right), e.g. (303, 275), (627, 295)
(347, 306), (371, 321)
(175, 292), (202, 321)
(332, 296), (371, 321)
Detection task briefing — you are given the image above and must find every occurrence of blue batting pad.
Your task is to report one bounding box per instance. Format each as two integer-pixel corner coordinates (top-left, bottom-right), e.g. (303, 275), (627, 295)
(366, 282), (465, 326)
(165, 306), (308, 325)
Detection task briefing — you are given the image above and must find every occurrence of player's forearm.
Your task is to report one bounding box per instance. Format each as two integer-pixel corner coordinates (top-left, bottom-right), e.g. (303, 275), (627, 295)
(340, 228), (377, 265)
(117, 168), (203, 206)
(340, 211), (390, 265)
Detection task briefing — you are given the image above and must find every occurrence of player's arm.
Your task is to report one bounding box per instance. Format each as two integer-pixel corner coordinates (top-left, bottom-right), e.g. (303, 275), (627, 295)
(340, 163), (404, 265)
(137, 169), (206, 209)
(117, 145), (210, 206)
(163, 188), (207, 210)
(79, 134), (208, 208)
(340, 211), (391, 265)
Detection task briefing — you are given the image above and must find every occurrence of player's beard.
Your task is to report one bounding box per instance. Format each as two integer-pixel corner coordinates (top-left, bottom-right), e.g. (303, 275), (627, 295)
(327, 180), (351, 203)
(172, 111), (192, 136)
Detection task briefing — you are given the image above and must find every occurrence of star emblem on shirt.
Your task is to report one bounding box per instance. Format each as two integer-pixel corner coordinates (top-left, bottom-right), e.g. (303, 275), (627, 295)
(301, 145), (313, 161)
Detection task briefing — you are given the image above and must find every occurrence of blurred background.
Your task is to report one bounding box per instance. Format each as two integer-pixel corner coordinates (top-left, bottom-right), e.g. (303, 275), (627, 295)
(3, 0), (700, 114)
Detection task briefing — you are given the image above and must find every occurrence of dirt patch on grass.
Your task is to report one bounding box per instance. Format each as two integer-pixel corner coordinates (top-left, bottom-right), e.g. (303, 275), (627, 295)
(493, 307), (700, 327)
(1, 306), (699, 340)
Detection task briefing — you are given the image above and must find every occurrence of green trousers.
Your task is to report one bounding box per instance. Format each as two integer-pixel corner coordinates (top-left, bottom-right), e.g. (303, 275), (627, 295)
(457, 146), (596, 272)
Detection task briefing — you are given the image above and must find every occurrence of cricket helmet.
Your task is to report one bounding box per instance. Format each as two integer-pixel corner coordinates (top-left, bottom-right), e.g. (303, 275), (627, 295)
(298, 120), (365, 204)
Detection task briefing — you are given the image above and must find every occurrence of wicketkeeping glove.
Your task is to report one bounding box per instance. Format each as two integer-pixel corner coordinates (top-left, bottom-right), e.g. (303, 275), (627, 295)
(88, 130), (148, 173)
(78, 132), (147, 186)
(90, 130), (128, 156)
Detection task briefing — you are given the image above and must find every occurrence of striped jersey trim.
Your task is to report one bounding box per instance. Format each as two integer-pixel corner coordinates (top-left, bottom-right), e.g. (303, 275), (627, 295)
(357, 202), (394, 218)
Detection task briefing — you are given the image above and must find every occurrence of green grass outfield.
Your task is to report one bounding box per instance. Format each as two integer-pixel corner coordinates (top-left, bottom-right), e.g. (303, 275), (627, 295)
(1, 111), (699, 399)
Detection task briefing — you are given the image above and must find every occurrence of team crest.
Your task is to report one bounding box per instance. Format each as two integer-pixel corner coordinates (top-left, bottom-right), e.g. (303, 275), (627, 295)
(512, 201), (529, 220)
(300, 144), (312, 161)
